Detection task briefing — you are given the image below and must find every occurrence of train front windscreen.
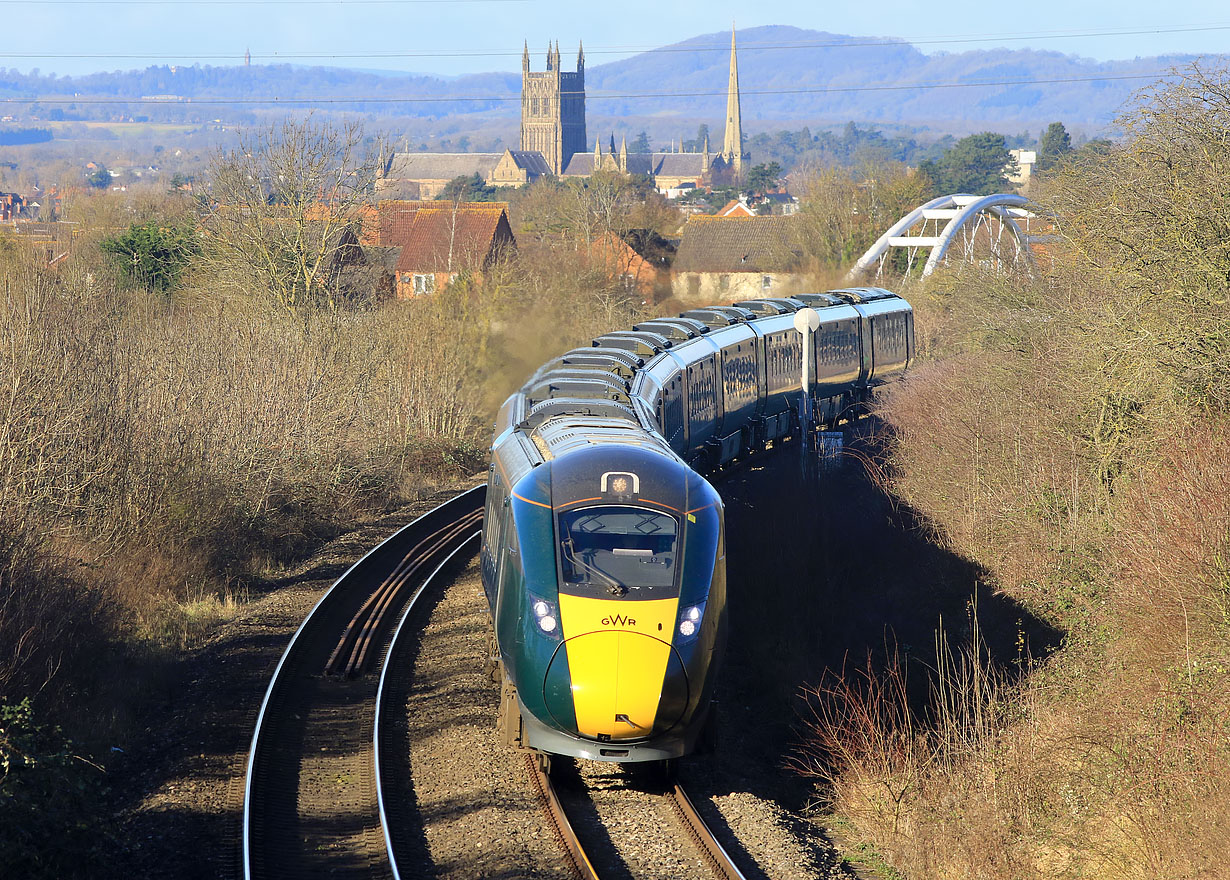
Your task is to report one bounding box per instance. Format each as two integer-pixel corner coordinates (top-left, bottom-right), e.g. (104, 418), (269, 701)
(557, 506), (678, 594)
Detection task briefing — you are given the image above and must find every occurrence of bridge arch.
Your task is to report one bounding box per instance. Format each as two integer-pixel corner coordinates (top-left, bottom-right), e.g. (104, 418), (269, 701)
(847, 193), (1048, 281)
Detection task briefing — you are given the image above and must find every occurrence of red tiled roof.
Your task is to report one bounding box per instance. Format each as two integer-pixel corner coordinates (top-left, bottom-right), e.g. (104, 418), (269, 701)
(393, 203), (514, 274)
(717, 199), (754, 217)
(354, 200), (432, 246)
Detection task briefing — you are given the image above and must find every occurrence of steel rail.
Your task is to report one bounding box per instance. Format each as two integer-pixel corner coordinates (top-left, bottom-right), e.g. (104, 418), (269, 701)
(242, 485), (485, 880)
(527, 757), (748, 880)
(326, 508), (483, 676)
(374, 529), (483, 880)
(668, 783), (749, 880)
(528, 755), (600, 880)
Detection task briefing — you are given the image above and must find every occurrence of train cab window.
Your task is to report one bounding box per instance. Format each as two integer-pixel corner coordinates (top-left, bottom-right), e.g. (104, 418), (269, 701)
(558, 506), (678, 592)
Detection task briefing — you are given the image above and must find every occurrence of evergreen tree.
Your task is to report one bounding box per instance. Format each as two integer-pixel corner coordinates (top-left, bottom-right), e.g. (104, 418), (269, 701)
(437, 173), (497, 202)
(744, 162), (783, 196)
(85, 165), (111, 189)
(919, 132), (1013, 196)
(1036, 121), (1074, 173)
(100, 220), (201, 294)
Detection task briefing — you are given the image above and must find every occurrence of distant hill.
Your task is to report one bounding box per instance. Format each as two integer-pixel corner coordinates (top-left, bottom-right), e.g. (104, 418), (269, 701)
(583, 25), (1207, 134)
(0, 25), (1214, 136)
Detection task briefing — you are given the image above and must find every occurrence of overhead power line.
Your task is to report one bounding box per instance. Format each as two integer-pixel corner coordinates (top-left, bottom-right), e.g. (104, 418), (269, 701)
(4, 24), (1230, 61)
(0, 0), (526, 4)
(0, 71), (1179, 105)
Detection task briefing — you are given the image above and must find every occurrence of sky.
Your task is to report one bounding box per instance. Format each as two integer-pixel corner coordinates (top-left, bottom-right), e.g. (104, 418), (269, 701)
(2, 0), (1229, 79)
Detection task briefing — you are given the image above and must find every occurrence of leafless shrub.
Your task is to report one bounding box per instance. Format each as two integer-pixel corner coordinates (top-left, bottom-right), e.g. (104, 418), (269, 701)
(793, 613), (1010, 869)
(202, 116), (385, 316)
(0, 523), (110, 701)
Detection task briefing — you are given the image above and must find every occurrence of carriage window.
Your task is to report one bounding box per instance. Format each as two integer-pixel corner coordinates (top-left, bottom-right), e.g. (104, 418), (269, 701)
(558, 506), (678, 590)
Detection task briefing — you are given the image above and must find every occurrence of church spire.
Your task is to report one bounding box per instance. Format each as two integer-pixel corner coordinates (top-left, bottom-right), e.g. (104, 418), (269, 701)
(721, 25), (744, 175)
(577, 40), (585, 71)
(522, 40), (530, 73)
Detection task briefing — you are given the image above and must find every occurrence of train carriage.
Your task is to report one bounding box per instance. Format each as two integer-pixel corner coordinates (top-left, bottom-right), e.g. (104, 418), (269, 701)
(482, 288), (912, 765)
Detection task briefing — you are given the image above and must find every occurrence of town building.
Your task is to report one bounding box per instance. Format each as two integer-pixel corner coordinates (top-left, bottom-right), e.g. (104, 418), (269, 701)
(377, 29), (752, 197)
(671, 214), (804, 302)
(0, 192), (25, 221)
(520, 41), (586, 175)
(376, 153), (504, 200)
(1007, 149), (1037, 189)
(387, 202), (515, 297)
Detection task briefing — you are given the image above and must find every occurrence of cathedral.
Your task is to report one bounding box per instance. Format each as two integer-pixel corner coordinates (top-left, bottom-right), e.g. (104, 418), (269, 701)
(376, 29), (751, 198)
(555, 28), (750, 186)
(520, 41), (587, 175)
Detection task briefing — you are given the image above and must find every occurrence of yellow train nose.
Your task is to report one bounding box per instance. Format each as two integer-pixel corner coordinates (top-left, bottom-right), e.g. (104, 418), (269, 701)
(547, 595), (690, 741)
(564, 630), (675, 739)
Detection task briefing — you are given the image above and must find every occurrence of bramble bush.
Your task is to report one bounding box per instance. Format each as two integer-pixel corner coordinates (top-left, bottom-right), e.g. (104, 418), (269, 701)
(0, 698), (108, 876)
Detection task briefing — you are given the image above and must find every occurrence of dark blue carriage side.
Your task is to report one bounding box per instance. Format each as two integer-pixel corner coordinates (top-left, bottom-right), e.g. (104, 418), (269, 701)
(626, 290), (913, 469)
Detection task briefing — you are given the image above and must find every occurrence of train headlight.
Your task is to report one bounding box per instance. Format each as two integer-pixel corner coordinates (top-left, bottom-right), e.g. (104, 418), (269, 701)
(677, 602), (706, 642)
(530, 595), (559, 636)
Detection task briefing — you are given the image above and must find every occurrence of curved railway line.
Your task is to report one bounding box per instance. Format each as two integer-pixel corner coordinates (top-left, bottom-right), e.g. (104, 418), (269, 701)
(242, 487), (485, 880)
(242, 484), (765, 879)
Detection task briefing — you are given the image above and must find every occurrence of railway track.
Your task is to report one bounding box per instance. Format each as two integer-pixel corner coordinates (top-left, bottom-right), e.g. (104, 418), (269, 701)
(242, 486), (485, 880)
(529, 756), (750, 880)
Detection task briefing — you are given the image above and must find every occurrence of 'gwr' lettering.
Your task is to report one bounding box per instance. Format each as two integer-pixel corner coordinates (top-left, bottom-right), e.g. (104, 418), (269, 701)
(602, 614), (637, 627)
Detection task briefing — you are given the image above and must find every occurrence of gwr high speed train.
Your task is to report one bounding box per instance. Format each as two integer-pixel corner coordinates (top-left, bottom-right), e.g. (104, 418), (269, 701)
(481, 288), (913, 764)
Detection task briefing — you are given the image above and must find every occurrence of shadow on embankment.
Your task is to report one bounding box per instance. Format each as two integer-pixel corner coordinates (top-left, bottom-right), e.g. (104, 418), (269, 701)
(706, 417), (1061, 801)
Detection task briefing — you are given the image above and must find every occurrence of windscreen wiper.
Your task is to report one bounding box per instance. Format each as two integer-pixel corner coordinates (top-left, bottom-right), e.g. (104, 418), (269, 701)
(560, 537), (625, 594)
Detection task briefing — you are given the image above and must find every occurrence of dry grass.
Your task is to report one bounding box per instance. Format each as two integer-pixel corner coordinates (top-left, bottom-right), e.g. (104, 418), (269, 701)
(0, 188), (655, 715)
(801, 72), (1230, 869)
(0, 244), (490, 701)
(798, 268), (1230, 877)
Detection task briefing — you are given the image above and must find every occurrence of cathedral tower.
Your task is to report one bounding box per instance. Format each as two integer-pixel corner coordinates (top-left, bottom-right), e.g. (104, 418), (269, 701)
(520, 40), (587, 175)
(721, 26), (746, 176)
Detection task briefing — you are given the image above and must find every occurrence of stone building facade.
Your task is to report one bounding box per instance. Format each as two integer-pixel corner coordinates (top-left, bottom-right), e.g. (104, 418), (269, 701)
(520, 41), (587, 175)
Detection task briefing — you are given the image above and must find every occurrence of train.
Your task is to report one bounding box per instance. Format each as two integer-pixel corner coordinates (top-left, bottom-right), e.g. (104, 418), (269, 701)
(481, 287), (914, 766)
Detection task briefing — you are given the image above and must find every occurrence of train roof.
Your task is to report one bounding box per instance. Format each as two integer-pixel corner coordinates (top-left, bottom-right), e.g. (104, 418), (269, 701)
(828, 287), (900, 303)
(531, 416), (673, 462)
(593, 331), (672, 358)
(556, 348), (643, 375)
(732, 297), (804, 316)
(518, 397), (639, 431)
(529, 369), (632, 392)
(524, 376), (633, 409)
(631, 318), (708, 341)
(792, 292), (848, 308)
(679, 308), (744, 328)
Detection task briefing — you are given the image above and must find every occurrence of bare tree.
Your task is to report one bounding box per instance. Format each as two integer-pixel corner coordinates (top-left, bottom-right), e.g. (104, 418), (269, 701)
(203, 116), (384, 315)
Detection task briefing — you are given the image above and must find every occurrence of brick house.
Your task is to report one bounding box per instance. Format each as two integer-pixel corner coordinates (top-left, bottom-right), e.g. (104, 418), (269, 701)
(0, 192), (25, 221)
(393, 203), (516, 297)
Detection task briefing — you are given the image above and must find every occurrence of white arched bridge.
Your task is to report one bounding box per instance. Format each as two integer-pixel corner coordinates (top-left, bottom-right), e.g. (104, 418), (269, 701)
(847, 193), (1051, 281)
